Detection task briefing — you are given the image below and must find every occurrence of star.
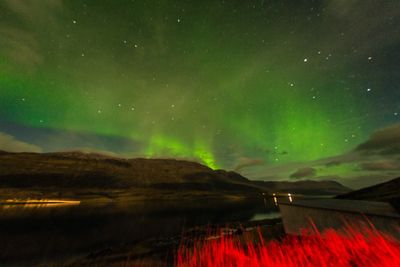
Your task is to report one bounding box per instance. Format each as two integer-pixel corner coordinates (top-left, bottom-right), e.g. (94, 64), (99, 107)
(72, 20), (77, 24)
(367, 88), (371, 92)
(177, 18), (181, 23)
(304, 58), (308, 62)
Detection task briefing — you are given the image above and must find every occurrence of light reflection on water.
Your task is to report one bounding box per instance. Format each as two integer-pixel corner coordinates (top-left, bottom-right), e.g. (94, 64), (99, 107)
(0, 198), (279, 265)
(0, 199), (81, 209)
(249, 211), (281, 221)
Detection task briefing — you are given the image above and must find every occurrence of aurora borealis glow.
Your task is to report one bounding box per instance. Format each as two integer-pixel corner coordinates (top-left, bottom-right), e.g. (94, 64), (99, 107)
(0, 1), (399, 187)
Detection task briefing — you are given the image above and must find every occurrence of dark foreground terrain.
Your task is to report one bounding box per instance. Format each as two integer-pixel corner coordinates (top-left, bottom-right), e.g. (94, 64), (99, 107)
(0, 150), (354, 266)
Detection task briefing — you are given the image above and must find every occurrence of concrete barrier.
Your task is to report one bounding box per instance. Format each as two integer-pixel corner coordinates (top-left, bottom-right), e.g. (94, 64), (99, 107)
(279, 199), (400, 239)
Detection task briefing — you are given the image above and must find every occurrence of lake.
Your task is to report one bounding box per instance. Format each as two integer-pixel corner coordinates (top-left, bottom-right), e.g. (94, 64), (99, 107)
(0, 197), (282, 266)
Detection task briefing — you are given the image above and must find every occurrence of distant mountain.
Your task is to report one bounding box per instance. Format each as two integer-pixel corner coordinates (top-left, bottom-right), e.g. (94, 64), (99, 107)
(337, 177), (400, 211)
(0, 151), (259, 191)
(0, 151), (351, 199)
(253, 180), (351, 195)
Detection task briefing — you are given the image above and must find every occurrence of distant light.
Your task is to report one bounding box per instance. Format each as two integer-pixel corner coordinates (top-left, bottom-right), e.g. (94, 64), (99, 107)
(304, 58), (308, 62)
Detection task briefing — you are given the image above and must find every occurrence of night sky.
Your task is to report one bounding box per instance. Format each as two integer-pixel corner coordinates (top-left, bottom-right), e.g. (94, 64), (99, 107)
(0, 0), (399, 188)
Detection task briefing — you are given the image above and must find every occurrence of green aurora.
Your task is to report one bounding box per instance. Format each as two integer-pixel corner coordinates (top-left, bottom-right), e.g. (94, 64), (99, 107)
(0, 0), (399, 173)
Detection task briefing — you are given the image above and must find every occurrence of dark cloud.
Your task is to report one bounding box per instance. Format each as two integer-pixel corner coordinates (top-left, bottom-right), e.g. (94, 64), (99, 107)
(360, 161), (400, 171)
(0, 132), (42, 153)
(0, 0), (63, 70)
(234, 157), (265, 171)
(325, 160), (342, 167)
(356, 123), (400, 155)
(243, 123), (400, 188)
(325, 0), (400, 54)
(290, 167), (317, 179)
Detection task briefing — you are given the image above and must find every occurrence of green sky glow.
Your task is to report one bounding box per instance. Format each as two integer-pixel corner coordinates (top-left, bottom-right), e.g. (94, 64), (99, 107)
(0, 0), (399, 172)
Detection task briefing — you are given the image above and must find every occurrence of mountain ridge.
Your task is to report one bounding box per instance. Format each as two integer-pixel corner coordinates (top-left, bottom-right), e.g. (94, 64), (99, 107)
(0, 150), (350, 199)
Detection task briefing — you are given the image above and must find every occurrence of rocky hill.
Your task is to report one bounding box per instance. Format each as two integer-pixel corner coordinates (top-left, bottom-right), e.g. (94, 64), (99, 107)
(0, 151), (351, 200)
(337, 176), (400, 211)
(0, 151), (259, 191)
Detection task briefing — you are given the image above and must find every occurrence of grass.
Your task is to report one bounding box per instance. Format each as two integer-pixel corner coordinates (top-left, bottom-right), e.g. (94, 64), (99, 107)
(176, 226), (400, 267)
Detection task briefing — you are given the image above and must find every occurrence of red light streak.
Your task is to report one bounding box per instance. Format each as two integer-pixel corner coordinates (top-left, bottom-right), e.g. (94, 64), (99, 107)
(176, 226), (400, 267)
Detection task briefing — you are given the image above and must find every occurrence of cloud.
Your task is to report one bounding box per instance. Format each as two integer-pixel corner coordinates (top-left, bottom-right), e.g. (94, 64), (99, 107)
(233, 157), (265, 171)
(290, 167), (317, 179)
(360, 161), (400, 171)
(2, 0), (63, 22)
(356, 123), (400, 155)
(0, 0), (63, 70)
(325, 0), (400, 54)
(0, 132), (42, 153)
(0, 26), (43, 68)
(325, 160), (343, 167)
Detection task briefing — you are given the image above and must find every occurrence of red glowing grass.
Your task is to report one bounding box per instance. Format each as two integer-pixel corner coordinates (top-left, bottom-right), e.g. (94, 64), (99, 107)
(176, 227), (400, 267)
